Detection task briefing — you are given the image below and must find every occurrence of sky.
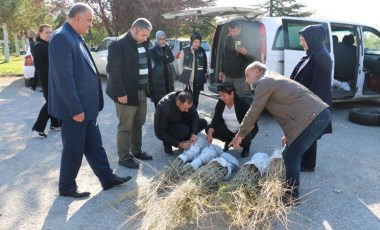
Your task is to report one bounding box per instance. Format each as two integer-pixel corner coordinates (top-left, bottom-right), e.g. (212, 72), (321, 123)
(216, 0), (380, 28)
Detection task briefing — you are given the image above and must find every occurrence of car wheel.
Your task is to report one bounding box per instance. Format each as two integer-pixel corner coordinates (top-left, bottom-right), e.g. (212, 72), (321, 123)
(348, 107), (380, 126)
(25, 78), (31, 87)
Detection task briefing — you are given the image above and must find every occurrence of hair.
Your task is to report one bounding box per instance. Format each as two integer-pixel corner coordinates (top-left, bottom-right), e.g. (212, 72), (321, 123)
(246, 61), (267, 72)
(68, 2), (93, 18)
(217, 82), (236, 95)
(177, 91), (193, 104)
(228, 21), (241, 29)
(36, 24), (52, 39)
(190, 32), (202, 44)
(131, 18), (152, 31)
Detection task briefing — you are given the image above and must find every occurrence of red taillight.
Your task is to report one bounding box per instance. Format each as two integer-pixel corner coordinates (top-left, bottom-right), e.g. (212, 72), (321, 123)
(259, 23), (267, 64)
(175, 51), (181, 59)
(24, 55), (34, 66)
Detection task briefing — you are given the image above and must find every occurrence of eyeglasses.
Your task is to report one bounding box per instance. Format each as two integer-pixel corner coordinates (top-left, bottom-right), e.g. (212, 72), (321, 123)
(159, 38), (167, 41)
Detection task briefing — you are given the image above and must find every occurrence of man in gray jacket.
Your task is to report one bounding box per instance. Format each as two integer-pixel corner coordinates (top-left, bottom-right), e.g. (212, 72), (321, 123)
(230, 61), (331, 204)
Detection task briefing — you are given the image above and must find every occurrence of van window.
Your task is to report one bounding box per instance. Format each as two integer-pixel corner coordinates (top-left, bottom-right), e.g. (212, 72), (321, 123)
(273, 26), (284, 50)
(363, 28), (380, 55)
(201, 41), (211, 51)
(283, 20), (331, 52)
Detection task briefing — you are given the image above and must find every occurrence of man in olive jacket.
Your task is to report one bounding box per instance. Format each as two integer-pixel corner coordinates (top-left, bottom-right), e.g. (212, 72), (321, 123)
(231, 61), (331, 203)
(106, 18), (153, 169)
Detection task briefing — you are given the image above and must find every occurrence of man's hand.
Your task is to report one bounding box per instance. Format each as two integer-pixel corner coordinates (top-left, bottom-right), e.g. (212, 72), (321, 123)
(73, 112), (85, 122)
(237, 46), (248, 55)
(190, 134), (198, 143)
(218, 72), (225, 81)
(179, 141), (191, 150)
(118, 95), (128, 104)
(229, 135), (243, 149)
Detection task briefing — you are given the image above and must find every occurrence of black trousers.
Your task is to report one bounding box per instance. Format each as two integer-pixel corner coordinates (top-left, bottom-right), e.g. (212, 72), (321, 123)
(164, 118), (208, 147)
(32, 92), (60, 132)
(30, 70), (39, 90)
(205, 123), (258, 150)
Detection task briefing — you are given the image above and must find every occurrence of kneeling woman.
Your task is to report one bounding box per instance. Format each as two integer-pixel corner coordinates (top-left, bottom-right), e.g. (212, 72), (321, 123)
(205, 82), (258, 157)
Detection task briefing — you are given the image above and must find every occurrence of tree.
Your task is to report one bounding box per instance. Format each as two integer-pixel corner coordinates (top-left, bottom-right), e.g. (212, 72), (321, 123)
(81, 0), (214, 37)
(263, 0), (312, 17)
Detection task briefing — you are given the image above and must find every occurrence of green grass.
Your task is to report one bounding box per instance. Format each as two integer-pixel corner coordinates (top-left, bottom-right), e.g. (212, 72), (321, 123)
(0, 55), (24, 75)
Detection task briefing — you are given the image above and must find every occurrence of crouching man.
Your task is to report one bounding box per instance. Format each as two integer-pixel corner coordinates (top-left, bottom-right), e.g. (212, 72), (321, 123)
(154, 91), (207, 155)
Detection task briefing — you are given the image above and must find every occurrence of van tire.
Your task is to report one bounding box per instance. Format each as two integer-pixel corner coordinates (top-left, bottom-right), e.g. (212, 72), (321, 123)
(348, 108), (380, 126)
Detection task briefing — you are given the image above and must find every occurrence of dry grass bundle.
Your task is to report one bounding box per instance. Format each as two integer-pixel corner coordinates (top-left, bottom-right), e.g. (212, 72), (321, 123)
(139, 179), (214, 230)
(138, 139), (208, 204)
(139, 160), (233, 229)
(266, 150), (286, 181)
(216, 164), (262, 227)
(216, 152), (292, 229)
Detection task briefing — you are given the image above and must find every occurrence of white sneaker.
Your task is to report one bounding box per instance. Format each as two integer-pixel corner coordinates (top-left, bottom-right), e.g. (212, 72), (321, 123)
(32, 129), (47, 138)
(341, 82), (351, 91)
(50, 126), (61, 131)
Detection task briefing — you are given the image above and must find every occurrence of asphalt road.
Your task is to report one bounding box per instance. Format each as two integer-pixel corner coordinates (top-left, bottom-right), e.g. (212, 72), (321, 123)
(0, 77), (379, 229)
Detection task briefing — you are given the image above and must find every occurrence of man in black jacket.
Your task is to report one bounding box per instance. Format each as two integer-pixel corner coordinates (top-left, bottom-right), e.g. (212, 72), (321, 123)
(218, 21), (256, 95)
(106, 18), (153, 169)
(154, 91), (207, 155)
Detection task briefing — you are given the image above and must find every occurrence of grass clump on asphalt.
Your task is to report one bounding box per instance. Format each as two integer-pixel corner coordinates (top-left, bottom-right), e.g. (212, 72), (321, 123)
(0, 55), (23, 76)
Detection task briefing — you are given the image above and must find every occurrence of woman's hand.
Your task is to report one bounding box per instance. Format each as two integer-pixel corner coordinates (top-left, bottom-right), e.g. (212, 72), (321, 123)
(207, 128), (214, 144)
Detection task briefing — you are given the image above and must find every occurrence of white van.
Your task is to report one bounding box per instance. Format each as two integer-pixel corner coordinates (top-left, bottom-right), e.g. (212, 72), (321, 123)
(163, 6), (380, 102)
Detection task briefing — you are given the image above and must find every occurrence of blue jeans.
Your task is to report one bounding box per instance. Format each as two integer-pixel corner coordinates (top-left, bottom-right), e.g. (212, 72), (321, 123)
(282, 108), (331, 198)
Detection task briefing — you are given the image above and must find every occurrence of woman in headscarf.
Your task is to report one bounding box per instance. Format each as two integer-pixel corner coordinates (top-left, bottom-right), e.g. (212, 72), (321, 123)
(150, 30), (175, 107)
(289, 24), (333, 172)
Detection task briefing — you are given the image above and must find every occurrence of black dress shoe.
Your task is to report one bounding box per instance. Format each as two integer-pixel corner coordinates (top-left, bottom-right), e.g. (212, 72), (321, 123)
(103, 175), (132, 190)
(301, 167), (315, 172)
(164, 145), (174, 155)
(240, 148), (249, 158)
(119, 159), (140, 169)
(133, 152), (153, 160)
(59, 189), (90, 198)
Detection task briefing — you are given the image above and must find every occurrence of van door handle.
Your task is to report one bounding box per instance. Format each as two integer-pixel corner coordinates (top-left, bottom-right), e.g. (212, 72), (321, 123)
(279, 60), (284, 63)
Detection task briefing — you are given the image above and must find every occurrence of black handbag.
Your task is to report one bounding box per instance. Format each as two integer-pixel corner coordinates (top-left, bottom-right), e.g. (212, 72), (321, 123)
(179, 70), (191, 85)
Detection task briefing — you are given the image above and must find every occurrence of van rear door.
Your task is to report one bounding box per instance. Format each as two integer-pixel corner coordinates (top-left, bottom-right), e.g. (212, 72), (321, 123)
(282, 18), (332, 77)
(162, 6), (261, 19)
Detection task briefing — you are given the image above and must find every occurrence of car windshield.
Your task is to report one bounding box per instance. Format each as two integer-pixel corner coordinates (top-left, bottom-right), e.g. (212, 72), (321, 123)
(201, 41), (211, 51)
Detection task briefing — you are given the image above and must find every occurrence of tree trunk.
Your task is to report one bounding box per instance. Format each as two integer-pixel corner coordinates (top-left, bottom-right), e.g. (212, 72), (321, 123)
(14, 34), (20, 57)
(269, 0), (273, 17)
(3, 23), (10, 63)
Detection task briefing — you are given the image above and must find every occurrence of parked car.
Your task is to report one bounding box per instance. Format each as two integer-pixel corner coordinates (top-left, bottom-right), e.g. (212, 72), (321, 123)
(166, 38), (211, 78)
(22, 49), (35, 87)
(91, 37), (154, 76)
(90, 37), (117, 76)
(163, 6), (380, 102)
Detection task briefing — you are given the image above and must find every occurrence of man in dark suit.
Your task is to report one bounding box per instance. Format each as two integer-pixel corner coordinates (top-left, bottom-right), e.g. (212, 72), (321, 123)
(106, 18), (153, 169)
(48, 2), (131, 198)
